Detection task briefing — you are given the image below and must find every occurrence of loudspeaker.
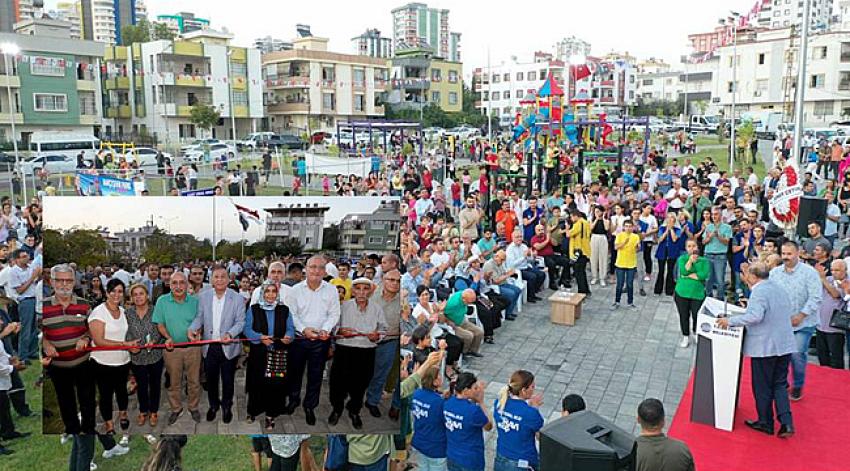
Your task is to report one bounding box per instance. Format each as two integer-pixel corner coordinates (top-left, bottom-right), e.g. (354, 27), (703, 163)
(539, 411), (636, 471)
(797, 197), (827, 239)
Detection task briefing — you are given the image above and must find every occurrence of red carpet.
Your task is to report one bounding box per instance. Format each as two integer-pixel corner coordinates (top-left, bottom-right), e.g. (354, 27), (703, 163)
(669, 361), (850, 471)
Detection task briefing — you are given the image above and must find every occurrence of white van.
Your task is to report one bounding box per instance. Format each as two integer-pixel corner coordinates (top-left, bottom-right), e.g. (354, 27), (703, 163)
(240, 132), (276, 150)
(29, 131), (99, 161)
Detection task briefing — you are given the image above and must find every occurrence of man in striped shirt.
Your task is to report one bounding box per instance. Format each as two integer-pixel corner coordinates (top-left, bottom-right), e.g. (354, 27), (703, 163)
(42, 264), (97, 469)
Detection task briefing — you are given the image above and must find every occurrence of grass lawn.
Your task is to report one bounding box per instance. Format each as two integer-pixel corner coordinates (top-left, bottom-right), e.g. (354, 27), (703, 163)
(30, 363), (329, 470)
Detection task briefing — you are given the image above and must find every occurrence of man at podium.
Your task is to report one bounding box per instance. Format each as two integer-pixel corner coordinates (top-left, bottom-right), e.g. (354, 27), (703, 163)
(717, 262), (796, 438)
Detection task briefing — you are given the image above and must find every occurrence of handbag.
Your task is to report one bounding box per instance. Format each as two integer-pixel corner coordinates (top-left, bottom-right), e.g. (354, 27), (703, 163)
(264, 348), (288, 380)
(829, 309), (850, 330)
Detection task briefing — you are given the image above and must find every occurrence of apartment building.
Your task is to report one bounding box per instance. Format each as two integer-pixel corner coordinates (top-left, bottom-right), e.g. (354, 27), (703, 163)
(757, 0), (834, 29)
(51, 1), (83, 39)
(387, 47), (462, 113)
(80, 0), (137, 45)
(0, 29), (104, 145)
(101, 29), (264, 145)
(714, 26), (850, 125)
(264, 202), (329, 252)
(262, 35), (389, 133)
(391, 2), (461, 61)
(155, 12), (210, 35)
(351, 28), (393, 59)
(339, 201), (400, 255)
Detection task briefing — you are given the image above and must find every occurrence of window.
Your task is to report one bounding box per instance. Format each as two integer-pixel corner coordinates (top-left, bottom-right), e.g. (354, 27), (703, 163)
(431, 91), (441, 102)
(502, 90), (509, 99)
(758, 53), (766, 65)
(516, 72), (524, 81)
(842, 43), (850, 62)
(813, 100), (834, 117)
(642, 79), (654, 86)
(527, 71), (537, 81)
(30, 56), (67, 77)
(492, 91), (500, 100)
(354, 94), (365, 111)
(431, 68), (441, 81)
(322, 92), (335, 110)
(33, 93), (67, 112)
(492, 74), (500, 83)
(368, 236), (385, 245)
(449, 92), (458, 105)
(815, 46), (827, 59)
(840, 72), (850, 90)
(503, 73), (510, 81)
(539, 69), (547, 78)
(448, 70), (458, 83)
(230, 62), (247, 77)
(756, 79), (769, 92)
(232, 91), (248, 106)
(353, 68), (366, 83)
(321, 66), (334, 81)
(810, 74), (824, 88)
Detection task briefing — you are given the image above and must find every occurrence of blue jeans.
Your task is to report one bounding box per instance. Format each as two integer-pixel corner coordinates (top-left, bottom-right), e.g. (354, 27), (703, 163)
(350, 454), (389, 471)
(17, 297), (37, 360)
(447, 460), (482, 471)
(415, 452), (448, 471)
(790, 326), (815, 389)
(705, 254), (727, 299)
(366, 339), (399, 408)
(494, 454), (536, 471)
(498, 283), (522, 317)
(615, 268), (636, 304)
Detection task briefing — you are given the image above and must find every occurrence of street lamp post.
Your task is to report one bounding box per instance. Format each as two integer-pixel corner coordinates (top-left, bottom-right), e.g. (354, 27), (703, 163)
(727, 12), (740, 173)
(1, 43), (21, 204)
(226, 49), (242, 196)
(793, 0), (812, 165)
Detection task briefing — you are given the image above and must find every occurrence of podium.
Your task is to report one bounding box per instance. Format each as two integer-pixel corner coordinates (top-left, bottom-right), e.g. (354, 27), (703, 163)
(690, 297), (745, 431)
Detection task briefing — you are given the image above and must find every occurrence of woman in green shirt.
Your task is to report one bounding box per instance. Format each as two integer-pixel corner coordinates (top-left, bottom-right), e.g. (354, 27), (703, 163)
(674, 239), (710, 349)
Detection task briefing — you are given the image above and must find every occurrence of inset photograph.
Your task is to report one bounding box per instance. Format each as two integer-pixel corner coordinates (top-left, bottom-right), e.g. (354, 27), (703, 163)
(42, 196), (401, 436)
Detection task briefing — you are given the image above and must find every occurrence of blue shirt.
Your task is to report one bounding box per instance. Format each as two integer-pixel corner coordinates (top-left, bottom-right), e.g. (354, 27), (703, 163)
(654, 226), (682, 260)
(769, 262), (822, 331)
(411, 389), (447, 458)
(444, 396), (488, 470)
(401, 272), (424, 306)
(371, 155), (381, 172)
(522, 207), (543, 241)
(732, 232), (755, 273)
(493, 397), (544, 466)
(243, 307), (295, 344)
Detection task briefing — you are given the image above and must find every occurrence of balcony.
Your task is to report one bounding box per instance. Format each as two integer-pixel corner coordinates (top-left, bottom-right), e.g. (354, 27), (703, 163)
(176, 105), (194, 117)
(0, 75), (19, 88)
(233, 105), (249, 117)
(231, 76), (247, 91)
(374, 79), (388, 89)
(352, 80), (366, 90)
(227, 47), (247, 62)
(599, 96), (615, 103)
(320, 79), (336, 88)
(266, 75), (310, 88)
(104, 76), (130, 90)
(391, 78), (430, 90)
(105, 105), (131, 119)
(104, 46), (127, 61)
(175, 74), (207, 87)
(134, 74), (144, 88)
(135, 105), (145, 117)
(267, 102), (310, 113)
(77, 79), (97, 91)
(173, 41), (203, 57)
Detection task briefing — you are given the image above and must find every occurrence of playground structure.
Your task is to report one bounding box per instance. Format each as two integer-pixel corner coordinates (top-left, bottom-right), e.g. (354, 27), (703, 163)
(335, 119), (423, 157)
(507, 73), (652, 194)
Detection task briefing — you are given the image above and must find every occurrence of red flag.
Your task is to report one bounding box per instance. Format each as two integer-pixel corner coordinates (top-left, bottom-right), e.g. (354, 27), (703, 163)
(570, 64), (591, 81)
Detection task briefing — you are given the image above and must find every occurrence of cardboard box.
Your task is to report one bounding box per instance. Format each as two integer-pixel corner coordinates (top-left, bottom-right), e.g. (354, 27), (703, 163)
(548, 292), (587, 326)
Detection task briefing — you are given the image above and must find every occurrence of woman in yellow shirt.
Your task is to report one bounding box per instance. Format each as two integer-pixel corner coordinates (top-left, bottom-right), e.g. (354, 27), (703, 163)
(612, 220), (641, 309)
(567, 209), (592, 294)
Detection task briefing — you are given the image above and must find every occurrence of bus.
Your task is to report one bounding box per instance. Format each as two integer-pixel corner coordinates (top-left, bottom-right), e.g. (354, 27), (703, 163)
(28, 132), (100, 162)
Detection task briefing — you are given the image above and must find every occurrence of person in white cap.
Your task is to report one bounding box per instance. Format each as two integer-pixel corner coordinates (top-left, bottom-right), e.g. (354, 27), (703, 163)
(327, 277), (387, 430)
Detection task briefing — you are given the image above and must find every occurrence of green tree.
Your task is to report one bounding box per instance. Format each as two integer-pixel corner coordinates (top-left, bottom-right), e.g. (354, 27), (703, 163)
(142, 230), (179, 264)
(736, 119), (756, 162)
(151, 22), (176, 41)
(120, 18), (150, 46)
(189, 104), (221, 139)
(322, 226), (340, 251)
(46, 228), (110, 267)
(694, 100), (709, 116)
(277, 237), (305, 257)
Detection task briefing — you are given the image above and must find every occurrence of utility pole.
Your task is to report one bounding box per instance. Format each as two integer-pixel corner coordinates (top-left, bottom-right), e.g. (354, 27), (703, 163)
(793, 0), (812, 165)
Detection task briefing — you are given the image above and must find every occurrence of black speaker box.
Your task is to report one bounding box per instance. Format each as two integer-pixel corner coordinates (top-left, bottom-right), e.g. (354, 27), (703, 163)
(539, 410), (636, 471)
(797, 197), (827, 239)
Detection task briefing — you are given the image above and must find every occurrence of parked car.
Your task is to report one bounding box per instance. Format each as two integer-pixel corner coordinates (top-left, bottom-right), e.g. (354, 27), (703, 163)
(182, 143), (235, 163)
(447, 125), (482, 139)
(121, 147), (171, 168)
(311, 131), (334, 145)
(180, 138), (222, 153)
(239, 132), (276, 150)
(20, 154), (78, 175)
(258, 134), (304, 150)
(0, 152), (18, 171)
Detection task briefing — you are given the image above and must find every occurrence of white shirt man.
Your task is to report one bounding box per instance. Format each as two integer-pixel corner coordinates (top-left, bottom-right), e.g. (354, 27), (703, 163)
(665, 182), (688, 210)
(112, 267), (131, 287)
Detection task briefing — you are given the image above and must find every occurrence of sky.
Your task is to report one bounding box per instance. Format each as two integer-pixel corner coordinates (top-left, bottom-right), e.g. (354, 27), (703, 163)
(44, 196), (393, 243)
(46, 0), (753, 76)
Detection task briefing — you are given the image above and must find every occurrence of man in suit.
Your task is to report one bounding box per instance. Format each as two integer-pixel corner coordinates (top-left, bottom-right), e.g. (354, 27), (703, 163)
(188, 265), (246, 424)
(717, 262), (796, 438)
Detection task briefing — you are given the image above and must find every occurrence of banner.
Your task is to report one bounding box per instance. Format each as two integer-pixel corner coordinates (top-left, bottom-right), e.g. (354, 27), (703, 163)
(305, 152), (372, 178)
(98, 175), (136, 196)
(76, 173), (97, 196)
(181, 187), (217, 196)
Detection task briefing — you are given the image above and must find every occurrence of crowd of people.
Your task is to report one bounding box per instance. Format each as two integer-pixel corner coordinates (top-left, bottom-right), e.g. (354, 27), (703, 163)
(387, 130), (850, 470)
(42, 252), (402, 470)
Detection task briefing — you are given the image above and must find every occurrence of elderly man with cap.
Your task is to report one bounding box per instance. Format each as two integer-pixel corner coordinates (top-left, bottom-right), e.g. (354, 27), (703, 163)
(250, 261), (292, 307)
(327, 277), (387, 429)
(365, 268), (402, 420)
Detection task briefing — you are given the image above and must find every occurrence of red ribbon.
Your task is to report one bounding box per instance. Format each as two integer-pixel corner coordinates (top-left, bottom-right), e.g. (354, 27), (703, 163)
(85, 333), (398, 352)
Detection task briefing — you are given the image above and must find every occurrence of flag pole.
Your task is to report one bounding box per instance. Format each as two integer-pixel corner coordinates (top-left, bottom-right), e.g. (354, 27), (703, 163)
(212, 196), (217, 261)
